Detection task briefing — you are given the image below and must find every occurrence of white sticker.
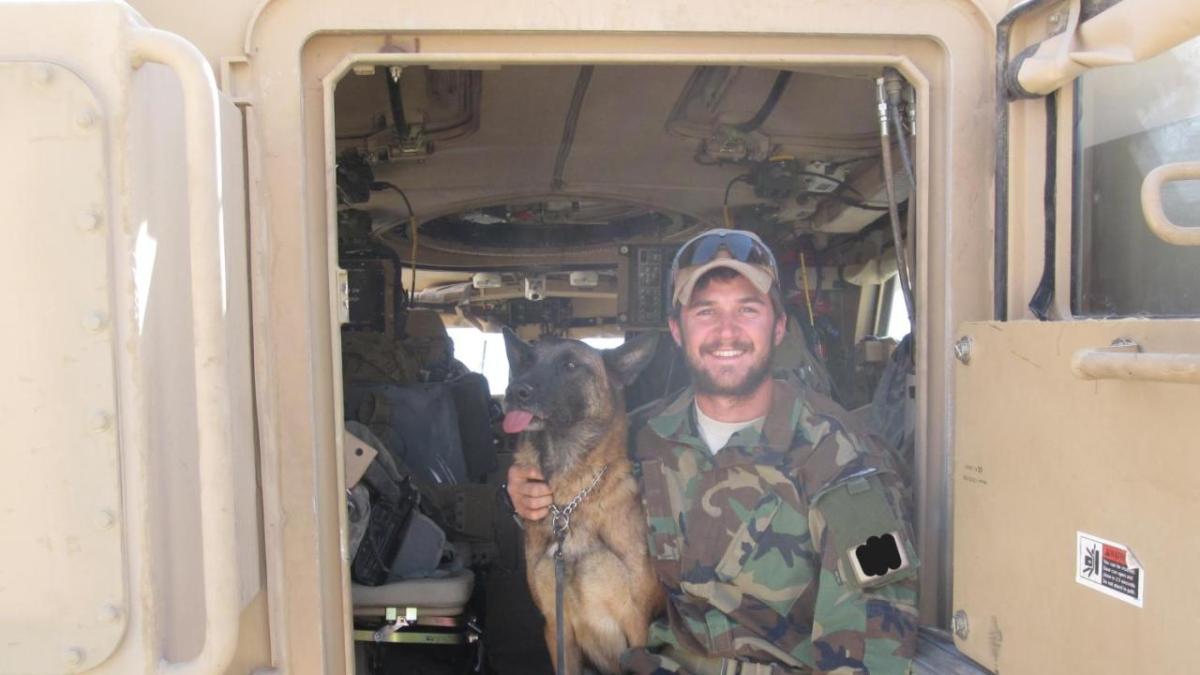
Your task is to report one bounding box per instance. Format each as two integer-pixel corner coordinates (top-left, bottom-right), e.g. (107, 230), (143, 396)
(1075, 531), (1144, 608)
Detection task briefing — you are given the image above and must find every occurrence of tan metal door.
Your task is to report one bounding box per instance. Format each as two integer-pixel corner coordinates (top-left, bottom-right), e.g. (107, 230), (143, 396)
(0, 2), (268, 673)
(952, 320), (1200, 673)
(955, 2), (1200, 671)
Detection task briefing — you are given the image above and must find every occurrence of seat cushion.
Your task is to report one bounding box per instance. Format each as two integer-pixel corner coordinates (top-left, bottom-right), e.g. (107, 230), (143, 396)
(352, 568), (475, 611)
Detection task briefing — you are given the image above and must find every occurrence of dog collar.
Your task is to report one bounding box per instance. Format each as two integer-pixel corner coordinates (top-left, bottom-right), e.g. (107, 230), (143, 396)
(549, 465), (608, 541)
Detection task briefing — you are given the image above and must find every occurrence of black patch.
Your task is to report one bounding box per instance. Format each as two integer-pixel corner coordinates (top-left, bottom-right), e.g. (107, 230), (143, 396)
(854, 533), (903, 578)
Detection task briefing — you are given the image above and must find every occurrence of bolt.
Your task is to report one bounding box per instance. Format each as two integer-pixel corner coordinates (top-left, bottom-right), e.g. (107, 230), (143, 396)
(64, 647), (85, 667)
(34, 64), (55, 85)
(618, 245), (630, 255)
(952, 610), (970, 640)
(76, 108), (98, 130)
(90, 410), (112, 432)
(954, 336), (973, 365)
(78, 211), (102, 232)
(95, 510), (116, 530)
(83, 311), (108, 332)
(100, 604), (122, 623)
(618, 313), (628, 323)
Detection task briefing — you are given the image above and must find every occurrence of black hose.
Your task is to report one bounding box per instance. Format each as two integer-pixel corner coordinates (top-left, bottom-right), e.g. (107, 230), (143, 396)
(995, 0), (1062, 320)
(733, 71), (792, 133)
(1028, 93), (1058, 319)
(371, 181), (414, 218)
(385, 71), (409, 139)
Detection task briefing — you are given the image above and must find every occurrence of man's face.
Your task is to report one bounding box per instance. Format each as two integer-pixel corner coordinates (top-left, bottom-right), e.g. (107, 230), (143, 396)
(668, 272), (786, 398)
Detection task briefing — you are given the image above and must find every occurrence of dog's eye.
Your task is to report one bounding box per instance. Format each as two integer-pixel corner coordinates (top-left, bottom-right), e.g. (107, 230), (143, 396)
(563, 359), (577, 371)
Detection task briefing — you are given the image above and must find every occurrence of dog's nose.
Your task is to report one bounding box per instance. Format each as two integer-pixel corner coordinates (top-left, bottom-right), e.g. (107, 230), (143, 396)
(508, 383), (533, 402)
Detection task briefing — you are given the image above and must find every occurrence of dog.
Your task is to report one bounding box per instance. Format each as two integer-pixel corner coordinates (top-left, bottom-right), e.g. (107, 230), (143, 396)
(502, 327), (665, 674)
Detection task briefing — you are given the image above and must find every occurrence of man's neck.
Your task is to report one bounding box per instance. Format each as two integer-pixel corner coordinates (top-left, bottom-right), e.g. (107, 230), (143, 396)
(694, 379), (774, 423)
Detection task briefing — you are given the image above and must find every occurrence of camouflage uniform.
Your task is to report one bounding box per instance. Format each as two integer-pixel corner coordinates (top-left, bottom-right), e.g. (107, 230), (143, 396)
(621, 379), (919, 675)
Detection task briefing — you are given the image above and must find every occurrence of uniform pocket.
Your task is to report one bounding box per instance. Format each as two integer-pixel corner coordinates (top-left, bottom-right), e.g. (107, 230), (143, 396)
(711, 492), (812, 617)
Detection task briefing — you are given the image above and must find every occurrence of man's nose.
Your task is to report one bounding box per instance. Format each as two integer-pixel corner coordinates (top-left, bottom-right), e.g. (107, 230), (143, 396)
(716, 313), (740, 341)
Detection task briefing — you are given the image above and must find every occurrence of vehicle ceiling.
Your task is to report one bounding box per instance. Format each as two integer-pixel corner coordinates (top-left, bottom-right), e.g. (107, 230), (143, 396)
(334, 64), (897, 291)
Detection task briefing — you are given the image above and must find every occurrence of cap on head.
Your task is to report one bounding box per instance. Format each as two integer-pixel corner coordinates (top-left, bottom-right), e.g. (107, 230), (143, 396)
(670, 228), (780, 307)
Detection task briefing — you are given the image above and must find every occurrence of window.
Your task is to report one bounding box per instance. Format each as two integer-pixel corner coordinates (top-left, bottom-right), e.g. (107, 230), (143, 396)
(447, 327), (624, 396)
(1072, 36), (1200, 317)
(883, 280), (911, 340)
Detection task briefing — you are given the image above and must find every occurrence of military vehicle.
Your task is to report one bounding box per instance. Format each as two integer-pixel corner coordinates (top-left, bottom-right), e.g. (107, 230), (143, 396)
(2, 0), (1197, 673)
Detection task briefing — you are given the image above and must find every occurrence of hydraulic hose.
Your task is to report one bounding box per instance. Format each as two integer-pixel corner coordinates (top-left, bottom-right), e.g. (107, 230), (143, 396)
(877, 78), (916, 325)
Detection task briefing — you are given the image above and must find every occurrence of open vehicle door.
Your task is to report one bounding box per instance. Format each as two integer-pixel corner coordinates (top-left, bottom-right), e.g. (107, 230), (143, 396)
(0, 2), (267, 673)
(954, 1), (1200, 672)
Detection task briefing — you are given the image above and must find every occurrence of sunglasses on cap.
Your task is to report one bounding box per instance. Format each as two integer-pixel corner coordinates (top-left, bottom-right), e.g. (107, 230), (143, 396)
(670, 229), (780, 281)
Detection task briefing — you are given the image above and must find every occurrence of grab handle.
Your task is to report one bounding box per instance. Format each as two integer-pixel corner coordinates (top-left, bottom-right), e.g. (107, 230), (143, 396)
(1142, 162), (1200, 246)
(129, 27), (240, 675)
(1072, 338), (1200, 385)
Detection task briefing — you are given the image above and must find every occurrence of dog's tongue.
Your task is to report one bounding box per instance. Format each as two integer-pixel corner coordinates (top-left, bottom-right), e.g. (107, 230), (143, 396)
(503, 410), (535, 434)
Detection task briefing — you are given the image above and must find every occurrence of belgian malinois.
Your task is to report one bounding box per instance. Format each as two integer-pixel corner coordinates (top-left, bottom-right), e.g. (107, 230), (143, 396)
(502, 328), (665, 674)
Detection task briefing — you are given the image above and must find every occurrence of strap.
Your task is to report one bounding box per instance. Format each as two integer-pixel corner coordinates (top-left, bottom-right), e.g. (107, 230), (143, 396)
(555, 540), (566, 675)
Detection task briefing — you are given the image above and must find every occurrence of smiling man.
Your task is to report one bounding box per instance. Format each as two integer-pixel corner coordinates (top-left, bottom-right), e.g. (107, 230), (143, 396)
(509, 229), (919, 674)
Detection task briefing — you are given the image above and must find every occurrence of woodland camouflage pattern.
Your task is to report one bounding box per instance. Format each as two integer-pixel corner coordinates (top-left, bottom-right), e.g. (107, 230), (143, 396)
(621, 379), (918, 674)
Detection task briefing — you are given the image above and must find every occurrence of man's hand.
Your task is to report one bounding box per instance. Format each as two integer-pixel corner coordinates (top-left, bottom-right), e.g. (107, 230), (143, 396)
(507, 464), (552, 521)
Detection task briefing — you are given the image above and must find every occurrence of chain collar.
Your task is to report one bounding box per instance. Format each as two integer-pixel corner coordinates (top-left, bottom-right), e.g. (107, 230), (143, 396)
(549, 464), (608, 543)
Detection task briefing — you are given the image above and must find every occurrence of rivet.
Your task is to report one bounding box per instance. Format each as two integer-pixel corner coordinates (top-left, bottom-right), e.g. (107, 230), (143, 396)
(100, 604), (122, 623)
(90, 410), (112, 432)
(64, 647), (85, 667)
(76, 108), (98, 130)
(78, 211), (102, 232)
(34, 64), (55, 85)
(82, 311), (108, 332)
(95, 510), (116, 530)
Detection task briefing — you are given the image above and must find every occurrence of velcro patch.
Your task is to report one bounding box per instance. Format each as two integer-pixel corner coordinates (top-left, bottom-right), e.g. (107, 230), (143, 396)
(813, 472), (919, 590)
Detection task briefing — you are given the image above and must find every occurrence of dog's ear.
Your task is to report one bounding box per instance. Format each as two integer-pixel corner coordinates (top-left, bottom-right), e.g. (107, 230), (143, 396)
(503, 325), (535, 373)
(602, 332), (659, 386)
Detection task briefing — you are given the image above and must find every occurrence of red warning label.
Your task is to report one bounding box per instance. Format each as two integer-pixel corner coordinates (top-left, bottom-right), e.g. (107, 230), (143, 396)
(1076, 532), (1144, 608)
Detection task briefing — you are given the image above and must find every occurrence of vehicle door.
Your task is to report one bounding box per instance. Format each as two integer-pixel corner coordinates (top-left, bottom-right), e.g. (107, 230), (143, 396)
(953, 1), (1200, 672)
(0, 2), (269, 674)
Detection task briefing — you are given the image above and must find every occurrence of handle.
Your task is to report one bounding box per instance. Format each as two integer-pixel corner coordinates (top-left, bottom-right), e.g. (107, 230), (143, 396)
(1072, 339), (1200, 384)
(1141, 161), (1200, 246)
(129, 28), (240, 675)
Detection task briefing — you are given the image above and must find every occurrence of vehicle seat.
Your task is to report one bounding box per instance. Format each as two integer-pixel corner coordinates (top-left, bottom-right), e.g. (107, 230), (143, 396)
(345, 425), (479, 648)
(351, 568), (477, 646)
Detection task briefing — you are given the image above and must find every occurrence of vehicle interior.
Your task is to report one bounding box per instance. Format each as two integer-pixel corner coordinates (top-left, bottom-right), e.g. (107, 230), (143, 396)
(332, 63), (951, 674)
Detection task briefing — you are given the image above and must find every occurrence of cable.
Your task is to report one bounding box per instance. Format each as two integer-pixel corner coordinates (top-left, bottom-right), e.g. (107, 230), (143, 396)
(368, 181), (419, 304)
(733, 71), (793, 133)
(724, 174), (751, 205)
(877, 78), (916, 326)
(371, 181), (414, 218)
(724, 174), (751, 228)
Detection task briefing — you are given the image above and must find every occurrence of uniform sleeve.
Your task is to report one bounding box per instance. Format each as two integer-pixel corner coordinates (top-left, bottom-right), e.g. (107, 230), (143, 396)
(807, 455), (919, 674)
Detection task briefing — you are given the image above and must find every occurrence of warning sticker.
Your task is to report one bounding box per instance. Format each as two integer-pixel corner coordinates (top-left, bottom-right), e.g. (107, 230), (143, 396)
(1075, 531), (1144, 608)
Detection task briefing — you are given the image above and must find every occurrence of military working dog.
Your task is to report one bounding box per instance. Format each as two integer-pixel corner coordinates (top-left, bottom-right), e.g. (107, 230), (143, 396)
(502, 328), (665, 674)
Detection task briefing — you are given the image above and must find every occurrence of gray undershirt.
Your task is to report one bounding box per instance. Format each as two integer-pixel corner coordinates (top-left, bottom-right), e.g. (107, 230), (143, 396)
(694, 402), (765, 454)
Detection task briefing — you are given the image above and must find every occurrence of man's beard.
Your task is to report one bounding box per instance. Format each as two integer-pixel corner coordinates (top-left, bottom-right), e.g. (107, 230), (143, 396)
(684, 336), (773, 398)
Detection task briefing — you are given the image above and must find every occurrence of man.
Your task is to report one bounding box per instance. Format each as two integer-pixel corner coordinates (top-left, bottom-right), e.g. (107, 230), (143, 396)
(507, 229), (918, 673)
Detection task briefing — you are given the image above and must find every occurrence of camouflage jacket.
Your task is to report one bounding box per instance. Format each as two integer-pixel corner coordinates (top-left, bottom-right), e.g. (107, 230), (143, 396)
(625, 379), (919, 674)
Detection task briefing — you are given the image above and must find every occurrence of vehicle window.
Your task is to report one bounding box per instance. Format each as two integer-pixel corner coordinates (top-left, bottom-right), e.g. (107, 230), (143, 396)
(882, 280), (912, 340)
(447, 326), (624, 396)
(1072, 36), (1200, 317)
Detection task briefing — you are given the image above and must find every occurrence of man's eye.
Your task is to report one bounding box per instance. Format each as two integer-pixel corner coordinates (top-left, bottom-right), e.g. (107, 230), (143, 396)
(739, 306), (759, 315)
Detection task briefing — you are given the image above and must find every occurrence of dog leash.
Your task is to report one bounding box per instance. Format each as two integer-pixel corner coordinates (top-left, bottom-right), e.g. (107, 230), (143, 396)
(549, 465), (608, 675)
